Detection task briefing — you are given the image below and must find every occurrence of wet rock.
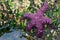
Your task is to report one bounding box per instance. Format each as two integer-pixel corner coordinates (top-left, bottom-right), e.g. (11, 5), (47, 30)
(0, 30), (27, 40)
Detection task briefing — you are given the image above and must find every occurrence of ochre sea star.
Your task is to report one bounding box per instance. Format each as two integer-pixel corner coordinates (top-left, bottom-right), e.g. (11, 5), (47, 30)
(22, 1), (54, 37)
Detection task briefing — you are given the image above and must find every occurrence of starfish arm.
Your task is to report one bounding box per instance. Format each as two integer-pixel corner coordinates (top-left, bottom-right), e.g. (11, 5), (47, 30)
(41, 17), (55, 29)
(26, 23), (33, 31)
(45, 17), (52, 24)
(45, 18), (55, 29)
(36, 29), (43, 38)
(36, 1), (48, 15)
(22, 13), (33, 20)
(36, 23), (44, 37)
(46, 18), (52, 24)
(41, 17), (52, 24)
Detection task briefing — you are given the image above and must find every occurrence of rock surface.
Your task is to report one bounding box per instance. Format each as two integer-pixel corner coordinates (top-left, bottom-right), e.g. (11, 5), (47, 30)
(0, 30), (27, 40)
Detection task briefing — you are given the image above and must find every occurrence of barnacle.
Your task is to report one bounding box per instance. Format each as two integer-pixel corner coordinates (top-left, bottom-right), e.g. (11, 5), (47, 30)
(34, 0), (42, 7)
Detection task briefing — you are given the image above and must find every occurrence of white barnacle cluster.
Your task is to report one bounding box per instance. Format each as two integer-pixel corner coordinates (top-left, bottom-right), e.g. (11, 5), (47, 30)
(22, 0), (30, 9)
(34, 0), (42, 7)
(12, 0), (30, 12)
(48, 0), (55, 5)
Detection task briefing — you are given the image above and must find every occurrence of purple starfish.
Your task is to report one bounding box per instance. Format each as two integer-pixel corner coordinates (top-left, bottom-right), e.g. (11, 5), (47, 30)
(22, 1), (54, 38)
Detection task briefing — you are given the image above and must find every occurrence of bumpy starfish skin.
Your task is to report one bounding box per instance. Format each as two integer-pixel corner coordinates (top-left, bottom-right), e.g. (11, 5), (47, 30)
(22, 1), (53, 37)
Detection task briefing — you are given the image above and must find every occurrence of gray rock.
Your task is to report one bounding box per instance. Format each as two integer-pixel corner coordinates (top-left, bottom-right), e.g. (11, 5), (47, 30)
(0, 30), (27, 40)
